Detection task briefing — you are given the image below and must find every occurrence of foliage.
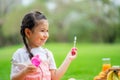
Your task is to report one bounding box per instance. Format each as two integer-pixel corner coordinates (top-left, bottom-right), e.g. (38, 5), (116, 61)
(0, 0), (120, 46)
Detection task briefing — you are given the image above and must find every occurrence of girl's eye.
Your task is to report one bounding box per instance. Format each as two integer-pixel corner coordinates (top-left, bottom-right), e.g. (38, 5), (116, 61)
(40, 30), (48, 32)
(40, 30), (44, 32)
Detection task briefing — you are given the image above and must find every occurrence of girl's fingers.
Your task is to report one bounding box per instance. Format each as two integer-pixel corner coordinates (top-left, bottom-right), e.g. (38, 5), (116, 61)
(71, 47), (77, 56)
(67, 48), (77, 60)
(28, 65), (37, 70)
(28, 68), (37, 73)
(23, 64), (37, 74)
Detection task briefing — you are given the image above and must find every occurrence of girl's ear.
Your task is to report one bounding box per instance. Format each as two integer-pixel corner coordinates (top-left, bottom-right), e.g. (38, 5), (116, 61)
(25, 28), (32, 38)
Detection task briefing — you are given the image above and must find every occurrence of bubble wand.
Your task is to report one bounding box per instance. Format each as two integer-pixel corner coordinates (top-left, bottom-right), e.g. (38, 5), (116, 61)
(71, 36), (77, 55)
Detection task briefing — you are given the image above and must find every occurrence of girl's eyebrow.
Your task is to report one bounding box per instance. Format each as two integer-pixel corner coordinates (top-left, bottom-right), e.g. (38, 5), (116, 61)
(39, 27), (48, 31)
(40, 27), (46, 29)
(40, 26), (48, 29)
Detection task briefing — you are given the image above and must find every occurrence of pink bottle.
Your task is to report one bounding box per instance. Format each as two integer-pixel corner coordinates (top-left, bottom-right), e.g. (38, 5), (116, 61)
(31, 55), (41, 67)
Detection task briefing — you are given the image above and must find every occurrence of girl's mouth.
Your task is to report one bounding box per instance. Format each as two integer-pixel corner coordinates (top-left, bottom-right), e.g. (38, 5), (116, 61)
(41, 39), (47, 43)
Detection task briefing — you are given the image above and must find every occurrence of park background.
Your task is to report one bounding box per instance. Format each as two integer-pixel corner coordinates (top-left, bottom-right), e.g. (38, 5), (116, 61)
(0, 0), (120, 80)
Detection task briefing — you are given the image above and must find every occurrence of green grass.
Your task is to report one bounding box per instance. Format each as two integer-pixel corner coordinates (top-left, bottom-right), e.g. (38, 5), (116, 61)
(0, 43), (120, 80)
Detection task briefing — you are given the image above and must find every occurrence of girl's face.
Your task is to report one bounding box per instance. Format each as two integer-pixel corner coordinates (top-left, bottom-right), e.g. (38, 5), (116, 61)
(25, 20), (49, 48)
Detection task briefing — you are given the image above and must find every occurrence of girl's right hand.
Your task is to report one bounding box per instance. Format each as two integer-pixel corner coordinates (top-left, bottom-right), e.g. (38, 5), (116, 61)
(66, 48), (77, 61)
(22, 64), (37, 75)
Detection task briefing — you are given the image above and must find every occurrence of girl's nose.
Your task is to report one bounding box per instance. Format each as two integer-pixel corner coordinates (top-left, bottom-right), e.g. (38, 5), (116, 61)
(43, 32), (49, 38)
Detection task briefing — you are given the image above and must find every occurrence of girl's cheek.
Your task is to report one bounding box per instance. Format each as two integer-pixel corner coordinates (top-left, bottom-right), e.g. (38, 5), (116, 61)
(36, 38), (40, 42)
(34, 35), (40, 43)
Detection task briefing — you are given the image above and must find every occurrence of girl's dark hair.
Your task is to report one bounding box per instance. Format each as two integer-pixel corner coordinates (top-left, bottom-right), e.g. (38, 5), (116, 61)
(20, 11), (47, 59)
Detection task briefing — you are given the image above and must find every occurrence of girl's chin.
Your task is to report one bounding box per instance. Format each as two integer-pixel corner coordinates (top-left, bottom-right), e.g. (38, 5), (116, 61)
(37, 43), (45, 47)
(34, 41), (46, 47)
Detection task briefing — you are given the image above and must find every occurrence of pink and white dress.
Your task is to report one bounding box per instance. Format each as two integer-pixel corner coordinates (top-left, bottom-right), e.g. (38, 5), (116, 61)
(10, 47), (57, 80)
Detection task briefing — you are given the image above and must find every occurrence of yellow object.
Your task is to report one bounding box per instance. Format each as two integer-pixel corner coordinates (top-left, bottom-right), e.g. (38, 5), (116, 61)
(107, 71), (119, 80)
(118, 71), (120, 80)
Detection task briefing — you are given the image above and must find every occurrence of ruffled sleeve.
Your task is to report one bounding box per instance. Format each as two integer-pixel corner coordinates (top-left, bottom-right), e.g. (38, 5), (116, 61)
(45, 49), (57, 70)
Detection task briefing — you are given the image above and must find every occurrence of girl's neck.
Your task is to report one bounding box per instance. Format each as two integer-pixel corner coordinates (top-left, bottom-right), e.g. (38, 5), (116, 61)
(28, 43), (40, 49)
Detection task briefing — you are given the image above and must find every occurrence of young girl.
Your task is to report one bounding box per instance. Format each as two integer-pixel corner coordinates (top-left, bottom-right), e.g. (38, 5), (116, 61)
(10, 11), (77, 80)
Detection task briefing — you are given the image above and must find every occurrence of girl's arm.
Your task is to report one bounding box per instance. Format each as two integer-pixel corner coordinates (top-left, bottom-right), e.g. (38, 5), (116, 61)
(50, 50), (77, 80)
(11, 69), (26, 80)
(11, 64), (37, 80)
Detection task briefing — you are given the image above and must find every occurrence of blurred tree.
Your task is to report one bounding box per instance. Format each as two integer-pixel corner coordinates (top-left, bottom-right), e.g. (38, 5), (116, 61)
(1, 0), (120, 47)
(0, 0), (22, 17)
(49, 0), (120, 43)
(97, 0), (120, 43)
(0, 0), (22, 46)
(1, 0), (49, 46)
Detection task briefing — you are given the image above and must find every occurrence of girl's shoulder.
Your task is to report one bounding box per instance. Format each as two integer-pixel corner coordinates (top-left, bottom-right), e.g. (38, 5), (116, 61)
(14, 47), (26, 53)
(43, 47), (51, 53)
(12, 47), (28, 57)
(43, 48), (54, 57)
(11, 47), (29, 62)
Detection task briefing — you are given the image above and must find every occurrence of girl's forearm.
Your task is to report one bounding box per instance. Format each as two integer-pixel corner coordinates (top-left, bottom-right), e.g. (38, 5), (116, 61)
(11, 70), (26, 80)
(54, 57), (72, 80)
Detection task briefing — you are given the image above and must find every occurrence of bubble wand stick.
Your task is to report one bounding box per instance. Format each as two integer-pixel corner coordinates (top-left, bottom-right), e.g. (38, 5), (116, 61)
(71, 36), (77, 55)
(73, 36), (77, 48)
